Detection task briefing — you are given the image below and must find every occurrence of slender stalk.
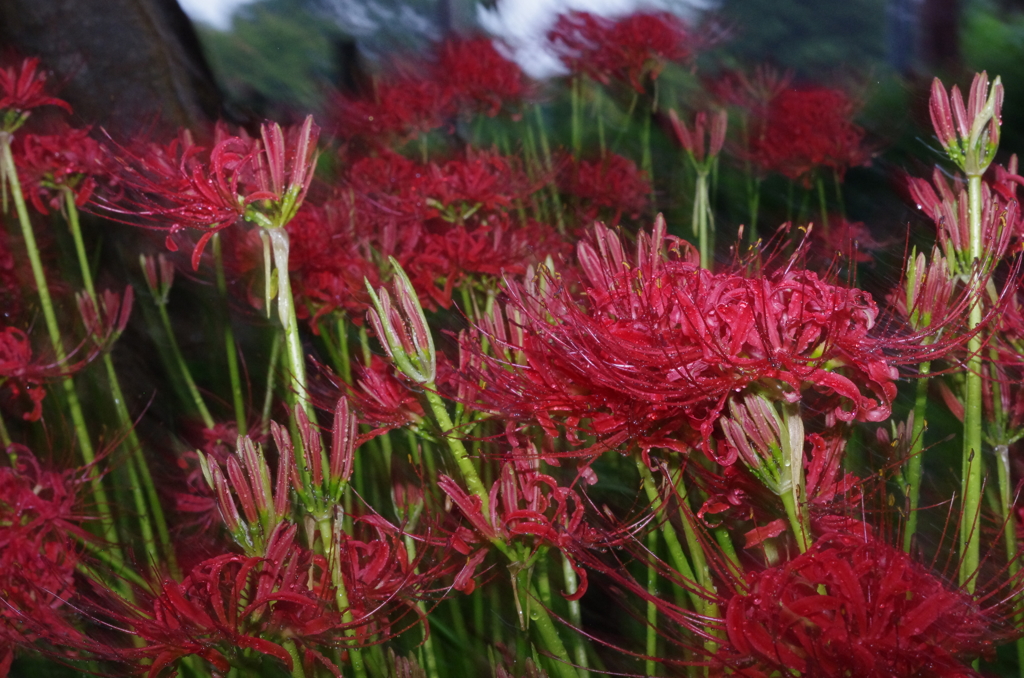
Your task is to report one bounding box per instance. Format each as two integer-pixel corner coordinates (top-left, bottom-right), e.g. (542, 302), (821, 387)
(261, 330), (282, 434)
(532, 105), (565, 234)
(645, 528), (658, 678)
(902, 361), (931, 553)
(641, 103), (655, 208)
(63, 192), (178, 577)
(635, 460), (704, 612)
(317, 519), (367, 678)
(815, 173), (830, 234)
(0, 409), (11, 450)
(960, 174), (984, 592)
(747, 177), (761, 244)
(522, 574), (579, 678)
(571, 76), (582, 157)
(213, 234), (247, 436)
(403, 534), (440, 678)
(561, 554), (589, 677)
(694, 172), (712, 270)
(780, 402), (811, 553)
(0, 139), (120, 550)
(424, 387), (490, 516)
(266, 228), (313, 420)
(155, 301), (216, 430)
(282, 639), (306, 678)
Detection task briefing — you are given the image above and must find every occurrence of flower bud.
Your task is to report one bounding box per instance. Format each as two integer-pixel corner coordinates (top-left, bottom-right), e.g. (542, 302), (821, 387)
(365, 257), (436, 384)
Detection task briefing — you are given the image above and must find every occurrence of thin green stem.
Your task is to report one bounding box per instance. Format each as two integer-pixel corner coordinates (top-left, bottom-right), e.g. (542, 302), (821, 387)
(532, 105), (565, 234)
(318, 519), (367, 678)
(266, 228), (313, 421)
(261, 330), (282, 434)
(571, 76), (582, 157)
(1, 139), (120, 551)
(816, 174), (830, 234)
(282, 639), (306, 678)
(424, 387), (490, 518)
(561, 554), (589, 677)
(961, 174), (985, 592)
(155, 301), (216, 430)
(64, 191), (177, 577)
(902, 362), (931, 553)
(694, 172), (712, 270)
(635, 460), (704, 613)
(213, 234), (247, 436)
(645, 528), (658, 678)
(0, 408), (11, 450)
(523, 575), (579, 678)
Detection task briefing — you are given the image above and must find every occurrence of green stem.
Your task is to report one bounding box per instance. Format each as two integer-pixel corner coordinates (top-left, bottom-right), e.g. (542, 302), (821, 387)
(780, 402), (811, 553)
(65, 191), (178, 577)
(635, 460), (704, 613)
(645, 528), (658, 678)
(561, 554), (589, 677)
(524, 576), (579, 678)
(961, 174), (984, 592)
(424, 387), (490, 518)
(282, 639), (306, 678)
(213, 234), (247, 436)
(816, 174), (830, 235)
(642, 104), (655, 209)
(571, 76), (582, 157)
(318, 519), (367, 678)
(266, 228), (313, 421)
(747, 177), (761, 244)
(0, 139), (120, 551)
(261, 330), (282, 434)
(155, 301), (216, 430)
(0, 408), (11, 450)
(694, 172), (712, 270)
(403, 534), (440, 678)
(532, 105), (565, 234)
(902, 362), (931, 553)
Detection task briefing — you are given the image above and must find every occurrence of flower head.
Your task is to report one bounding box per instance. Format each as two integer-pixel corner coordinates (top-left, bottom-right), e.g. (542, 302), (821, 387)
(930, 72), (1003, 176)
(10, 126), (110, 214)
(0, 58), (71, 132)
(723, 530), (1008, 677)
(749, 86), (869, 186)
(459, 220), (899, 456)
(548, 11), (690, 92)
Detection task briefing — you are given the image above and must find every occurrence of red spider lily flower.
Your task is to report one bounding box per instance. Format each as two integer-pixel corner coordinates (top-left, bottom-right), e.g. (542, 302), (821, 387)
(458, 220), (899, 458)
(334, 75), (450, 145)
(548, 11), (690, 92)
(199, 432), (291, 557)
(669, 109), (728, 168)
(10, 127), (110, 214)
(722, 530), (1012, 677)
(0, 58), (71, 132)
(117, 525), (308, 676)
(0, 327), (47, 421)
(106, 116), (319, 269)
(704, 65), (792, 115)
(0, 449), (92, 664)
(286, 200), (380, 323)
(274, 398), (360, 519)
(434, 37), (527, 117)
(930, 72), (1003, 176)
(75, 286), (133, 353)
(557, 152), (650, 226)
(907, 167), (1017, 271)
(438, 446), (608, 599)
(139, 252), (175, 306)
(748, 86), (869, 187)
(366, 258), (437, 385)
(319, 355), (426, 433)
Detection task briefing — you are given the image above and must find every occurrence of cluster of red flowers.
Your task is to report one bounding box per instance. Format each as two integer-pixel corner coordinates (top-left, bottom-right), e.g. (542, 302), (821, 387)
(0, 452), (89, 671)
(459, 220), (898, 456)
(749, 86), (869, 185)
(547, 11), (690, 91)
(556, 152), (650, 226)
(335, 37), (526, 145)
(288, 148), (567, 317)
(723, 530), (1002, 677)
